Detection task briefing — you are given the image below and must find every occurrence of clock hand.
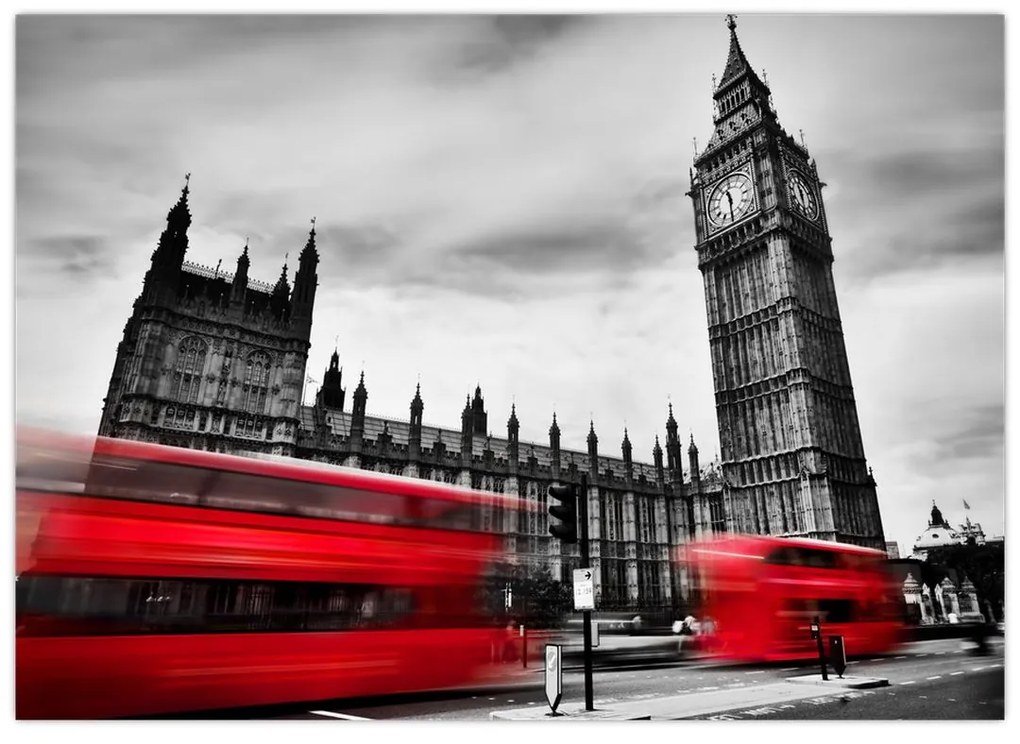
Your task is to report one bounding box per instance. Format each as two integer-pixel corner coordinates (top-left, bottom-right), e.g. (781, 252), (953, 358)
(726, 191), (735, 220)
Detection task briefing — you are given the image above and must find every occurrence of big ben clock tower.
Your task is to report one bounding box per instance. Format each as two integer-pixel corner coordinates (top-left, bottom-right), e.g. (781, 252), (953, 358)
(690, 16), (886, 550)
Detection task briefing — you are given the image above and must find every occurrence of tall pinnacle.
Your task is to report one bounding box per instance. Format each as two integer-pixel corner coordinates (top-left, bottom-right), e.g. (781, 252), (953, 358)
(716, 14), (767, 94)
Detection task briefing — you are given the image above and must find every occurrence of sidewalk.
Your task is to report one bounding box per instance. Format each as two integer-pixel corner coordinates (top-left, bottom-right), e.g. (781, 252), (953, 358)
(490, 675), (889, 721)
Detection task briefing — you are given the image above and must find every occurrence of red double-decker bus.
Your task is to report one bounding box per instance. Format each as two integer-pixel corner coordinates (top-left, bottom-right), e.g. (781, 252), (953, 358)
(678, 534), (905, 662)
(16, 429), (530, 719)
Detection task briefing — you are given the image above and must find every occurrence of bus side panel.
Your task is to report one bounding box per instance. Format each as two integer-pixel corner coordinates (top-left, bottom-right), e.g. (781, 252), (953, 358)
(16, 628), (505, 719)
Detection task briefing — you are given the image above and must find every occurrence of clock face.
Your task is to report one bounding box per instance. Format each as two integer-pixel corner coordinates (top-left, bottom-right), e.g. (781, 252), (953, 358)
(707, 172), (754, 229)
(787, 170), (819, 220)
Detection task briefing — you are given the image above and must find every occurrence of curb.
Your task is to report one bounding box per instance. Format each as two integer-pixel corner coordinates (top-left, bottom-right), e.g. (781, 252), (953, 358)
(785, 674), (890, 689)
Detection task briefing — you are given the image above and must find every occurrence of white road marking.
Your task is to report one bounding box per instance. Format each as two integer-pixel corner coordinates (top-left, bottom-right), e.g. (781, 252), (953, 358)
(950, 672), (965, 676)
(926, 675), (942, 680)
(780, 667), (797, 671)
(309, 710), (371, 721)
(866, 658), (881, 662)
(745, 670), (765, 675)
(901, 681), (916, 685)
(893, 656), (907, 660)
(702, 686), (721, 691)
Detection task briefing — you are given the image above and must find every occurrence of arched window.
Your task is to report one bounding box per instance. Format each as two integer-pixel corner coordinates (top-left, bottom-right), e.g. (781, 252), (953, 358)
(242, 352), (272, 414)
(172, 338), (207, 403)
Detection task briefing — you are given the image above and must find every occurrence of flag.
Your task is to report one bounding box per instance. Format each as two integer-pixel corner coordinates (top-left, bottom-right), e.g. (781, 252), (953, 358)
(963, 499), (971, 510)
(306, 374), (318, 385)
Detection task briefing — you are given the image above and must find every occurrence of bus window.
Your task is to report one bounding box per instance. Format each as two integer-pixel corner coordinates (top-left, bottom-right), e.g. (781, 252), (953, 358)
(765, 547), (839, 569)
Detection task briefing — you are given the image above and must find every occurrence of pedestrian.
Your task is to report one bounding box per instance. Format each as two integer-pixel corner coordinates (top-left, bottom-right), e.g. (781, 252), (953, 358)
(503, 620), (518, 663)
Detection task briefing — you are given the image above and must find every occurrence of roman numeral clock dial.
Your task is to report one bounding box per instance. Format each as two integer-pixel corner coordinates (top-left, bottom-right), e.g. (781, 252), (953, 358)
(787, 170), (819, 220)
(706, 172), (754, 230)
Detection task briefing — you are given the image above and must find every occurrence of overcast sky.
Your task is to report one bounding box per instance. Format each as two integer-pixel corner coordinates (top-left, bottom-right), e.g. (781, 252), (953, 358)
(13, 12), (1004, 555)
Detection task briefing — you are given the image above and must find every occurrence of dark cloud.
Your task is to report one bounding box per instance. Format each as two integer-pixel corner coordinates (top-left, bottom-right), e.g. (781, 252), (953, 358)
(449, 15), (586, 76)
(454, 221), (632, 267)
(318, 223), (404, 271)
(904, 404), (1004, 474)
(21, 235), (114, 278)
(828, 147), (1004, 280)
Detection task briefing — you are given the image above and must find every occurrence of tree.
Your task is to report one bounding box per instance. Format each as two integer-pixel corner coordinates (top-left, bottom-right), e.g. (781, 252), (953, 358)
(924, 542), (1004, 622)
(481, 561), (573, 629)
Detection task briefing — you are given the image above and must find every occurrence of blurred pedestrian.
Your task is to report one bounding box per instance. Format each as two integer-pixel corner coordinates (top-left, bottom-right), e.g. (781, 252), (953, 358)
(503, 620), (518, 662)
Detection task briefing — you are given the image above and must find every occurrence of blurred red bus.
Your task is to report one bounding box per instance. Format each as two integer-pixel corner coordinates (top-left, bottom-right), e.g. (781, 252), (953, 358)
(16, 429), (530, 719)
(677, 534), (905, 662)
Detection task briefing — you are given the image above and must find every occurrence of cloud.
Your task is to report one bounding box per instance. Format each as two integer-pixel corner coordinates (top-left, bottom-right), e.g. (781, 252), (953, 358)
(450, 15), (586, 76)
(20, 235), (114, 279)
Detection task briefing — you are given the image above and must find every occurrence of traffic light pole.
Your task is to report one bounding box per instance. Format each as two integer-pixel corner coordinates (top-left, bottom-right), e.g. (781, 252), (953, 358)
(579, 474), (594, 712)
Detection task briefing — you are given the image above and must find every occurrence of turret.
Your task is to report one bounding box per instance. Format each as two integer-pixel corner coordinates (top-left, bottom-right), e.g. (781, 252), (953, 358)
(507, 404), (520, 475)
(622, 428), (633, 484)
(665, 402), (683, 484)
(315, 346), (345, 410)
(587, 420), (599, 477)
(270, 261), (291, 321)
(653, 435), (665, 489)
(461, 394), (473, 468)
(549, 412), (561, 480)
(350, 371), (367, 446)
(689, 434), (701, 487)
(230, 240), (250, 306)
(409, 383), (424, 461)
(143, 175), (192, 302)
(291, 218), (319, 326)
(471, 385), (487, 435)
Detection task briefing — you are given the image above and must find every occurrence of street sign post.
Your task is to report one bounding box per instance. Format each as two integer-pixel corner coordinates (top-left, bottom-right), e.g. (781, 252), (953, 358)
(544, 644), (562, 715)
(578, 474), (594, 711)
(572, 568), (595, 611)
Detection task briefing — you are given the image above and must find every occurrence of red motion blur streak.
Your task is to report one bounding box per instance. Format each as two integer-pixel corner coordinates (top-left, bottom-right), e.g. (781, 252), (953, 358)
(16, 430), (529, 719)
(677, 534), (906, 663)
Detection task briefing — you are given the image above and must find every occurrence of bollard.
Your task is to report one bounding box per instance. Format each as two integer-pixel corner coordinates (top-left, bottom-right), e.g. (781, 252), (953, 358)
(810, 616), (828, 681)
(828, 635), (846, 678)
(521, 625), (527, 668)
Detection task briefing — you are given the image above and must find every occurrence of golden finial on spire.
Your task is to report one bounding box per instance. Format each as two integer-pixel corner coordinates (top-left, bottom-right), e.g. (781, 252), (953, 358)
(726, 14), (737, 31)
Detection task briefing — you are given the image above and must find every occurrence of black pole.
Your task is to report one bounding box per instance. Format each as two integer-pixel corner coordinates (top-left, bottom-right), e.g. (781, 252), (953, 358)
(580, 474), (594, 711)
(814, 615), (828, 681)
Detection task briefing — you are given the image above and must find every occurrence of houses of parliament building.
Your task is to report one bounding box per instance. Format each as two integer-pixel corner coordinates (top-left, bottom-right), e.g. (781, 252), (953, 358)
(98, 19), (886, 614)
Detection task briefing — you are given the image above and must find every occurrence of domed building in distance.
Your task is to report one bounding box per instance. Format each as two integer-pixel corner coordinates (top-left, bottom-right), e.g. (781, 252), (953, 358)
(911, 502), (962, 560)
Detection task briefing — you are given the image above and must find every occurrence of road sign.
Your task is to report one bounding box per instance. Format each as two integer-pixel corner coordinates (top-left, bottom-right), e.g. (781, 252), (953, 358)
(573, 568), (595, 611)
(544, 644), (562, 714)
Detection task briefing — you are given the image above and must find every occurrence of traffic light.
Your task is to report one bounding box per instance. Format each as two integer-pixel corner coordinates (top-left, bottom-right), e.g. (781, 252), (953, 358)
(547, 483), (578, 544)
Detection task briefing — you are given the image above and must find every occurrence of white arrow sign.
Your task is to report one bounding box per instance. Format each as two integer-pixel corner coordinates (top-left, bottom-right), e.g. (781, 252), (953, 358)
(573, 568), (595, 611)
(544, 644), (562, 713)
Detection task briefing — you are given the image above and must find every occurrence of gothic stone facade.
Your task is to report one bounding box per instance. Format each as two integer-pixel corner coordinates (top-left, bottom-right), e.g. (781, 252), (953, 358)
(689, 19), (886, 550)
(98, 180), (727, 614)
(99, 179), (318, 453)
